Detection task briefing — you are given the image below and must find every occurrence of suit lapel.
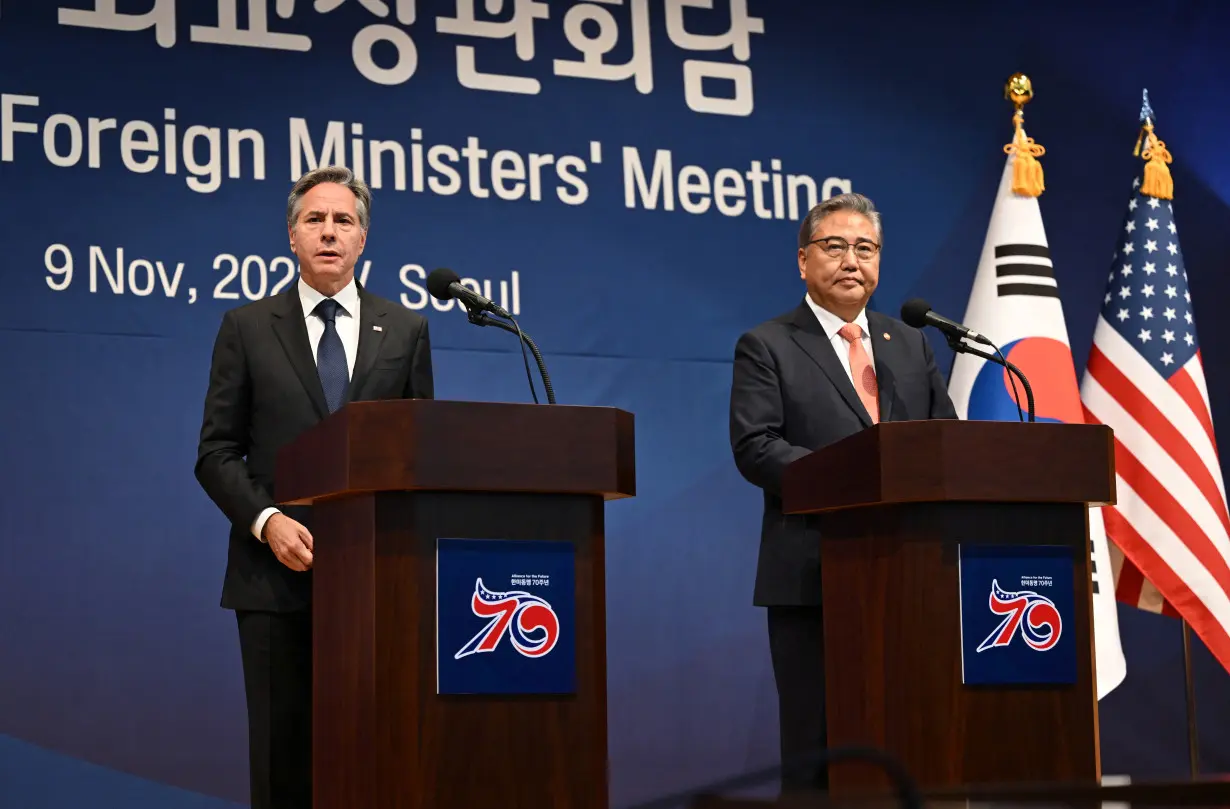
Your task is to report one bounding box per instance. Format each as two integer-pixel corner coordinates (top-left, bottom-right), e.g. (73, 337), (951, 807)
(347, 285), (388, 404)
(867, 311), (899, 423)
(271, 288), (329, 420)
(789, 304), (873, 428)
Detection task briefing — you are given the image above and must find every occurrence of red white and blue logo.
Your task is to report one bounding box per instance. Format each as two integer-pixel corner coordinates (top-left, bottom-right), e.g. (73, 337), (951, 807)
(454, 578), (561, 660)
(436, 538), (575, 695)
(975, 579), (1063, 653)
(959, 545), (1075, 685)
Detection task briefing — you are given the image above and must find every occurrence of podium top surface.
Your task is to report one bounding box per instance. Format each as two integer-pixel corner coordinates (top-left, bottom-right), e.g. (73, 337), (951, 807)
(781, 420), (1116, 514)
(274, 399), (635, 505)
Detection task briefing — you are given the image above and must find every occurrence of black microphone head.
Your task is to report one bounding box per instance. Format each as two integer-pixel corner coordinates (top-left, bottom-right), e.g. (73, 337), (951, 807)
(900, 298), (933, 329)
(426, 267), (461, 300)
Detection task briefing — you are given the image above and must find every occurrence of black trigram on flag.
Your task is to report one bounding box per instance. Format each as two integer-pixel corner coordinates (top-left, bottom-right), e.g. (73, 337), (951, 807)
(995, 243), (1059, 298)
(1090, 537), (1099, 595)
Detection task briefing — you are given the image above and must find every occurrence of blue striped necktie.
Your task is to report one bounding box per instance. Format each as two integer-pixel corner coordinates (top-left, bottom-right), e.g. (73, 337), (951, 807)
(314, 298), (348, 413)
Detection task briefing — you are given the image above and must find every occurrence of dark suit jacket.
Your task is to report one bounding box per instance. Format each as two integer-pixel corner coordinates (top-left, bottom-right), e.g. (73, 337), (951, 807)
(729, 301), (957, 607)
(195, 282), (433, 613)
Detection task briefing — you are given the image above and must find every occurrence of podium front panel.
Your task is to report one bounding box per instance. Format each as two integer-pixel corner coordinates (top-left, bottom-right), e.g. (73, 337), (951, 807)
(817, 500), (1098, 794)
(311, 490), (608, 809)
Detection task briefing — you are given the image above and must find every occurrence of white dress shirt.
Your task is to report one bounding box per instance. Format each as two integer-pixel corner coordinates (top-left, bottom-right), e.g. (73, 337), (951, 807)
(804, 293), (875, 385)
(296, 276), (361, 378)
(251, 277), (361, 541)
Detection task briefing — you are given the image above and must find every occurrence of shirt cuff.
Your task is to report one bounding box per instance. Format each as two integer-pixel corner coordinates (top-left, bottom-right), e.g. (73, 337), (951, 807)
(251, 507), (280, 543)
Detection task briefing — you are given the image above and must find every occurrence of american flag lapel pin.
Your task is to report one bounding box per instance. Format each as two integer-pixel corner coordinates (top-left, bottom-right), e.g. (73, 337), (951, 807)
(373, 325), (383, 332)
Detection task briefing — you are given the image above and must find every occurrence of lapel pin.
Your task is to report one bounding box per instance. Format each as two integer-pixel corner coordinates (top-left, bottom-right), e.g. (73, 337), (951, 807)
(883, 332), (891, 340)
(373, 325), (383, 332)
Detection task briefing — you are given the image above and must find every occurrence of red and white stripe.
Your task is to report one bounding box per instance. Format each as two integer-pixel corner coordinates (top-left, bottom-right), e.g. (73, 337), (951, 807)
(1081, 315), (1230, 669)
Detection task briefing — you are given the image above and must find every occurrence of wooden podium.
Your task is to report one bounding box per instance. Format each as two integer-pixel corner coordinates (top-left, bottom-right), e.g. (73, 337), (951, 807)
(273, 399), (635, 809)
(781, 420), (1116, 795)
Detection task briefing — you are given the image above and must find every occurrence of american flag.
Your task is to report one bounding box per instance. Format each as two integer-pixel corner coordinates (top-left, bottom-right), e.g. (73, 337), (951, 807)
(1079, 150), (1230, 670)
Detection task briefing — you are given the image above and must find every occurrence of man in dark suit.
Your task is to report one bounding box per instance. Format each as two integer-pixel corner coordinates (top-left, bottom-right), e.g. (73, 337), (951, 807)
(729, 192), (956, 792)
(194, 165), (433, 809)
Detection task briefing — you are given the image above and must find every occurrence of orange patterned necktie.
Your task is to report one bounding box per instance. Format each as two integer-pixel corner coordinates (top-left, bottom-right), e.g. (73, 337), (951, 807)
(838, 322), (879, 424)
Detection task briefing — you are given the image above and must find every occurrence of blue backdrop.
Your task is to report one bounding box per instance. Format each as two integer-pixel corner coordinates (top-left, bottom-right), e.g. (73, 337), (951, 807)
(3, 1), (1230, 807)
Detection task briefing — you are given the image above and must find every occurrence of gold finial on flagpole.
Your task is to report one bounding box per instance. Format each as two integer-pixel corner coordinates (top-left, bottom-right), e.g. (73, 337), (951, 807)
(1003, 73), (1045, 196)
(1005, 73), (1034, 108)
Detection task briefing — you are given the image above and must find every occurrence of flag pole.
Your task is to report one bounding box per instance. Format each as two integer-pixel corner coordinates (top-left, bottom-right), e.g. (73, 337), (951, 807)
(1134, 90), (1192, 774)
(1182, 618), (1200, 777)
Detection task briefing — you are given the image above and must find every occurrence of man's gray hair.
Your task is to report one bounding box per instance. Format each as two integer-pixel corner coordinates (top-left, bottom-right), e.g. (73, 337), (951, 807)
(286, 165), (372, 231)
(797, 192), (883, 249)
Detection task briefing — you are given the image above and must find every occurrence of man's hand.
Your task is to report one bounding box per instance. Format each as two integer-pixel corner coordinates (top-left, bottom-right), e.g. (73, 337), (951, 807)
(262, 513), (314, 571)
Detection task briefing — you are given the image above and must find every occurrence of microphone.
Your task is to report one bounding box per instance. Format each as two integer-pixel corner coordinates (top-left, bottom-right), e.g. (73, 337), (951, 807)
(426, 267), (511, 319)
(425, 267), (556, 405)
(900, 298), (991, 346)
(900, 298), (1035, 423)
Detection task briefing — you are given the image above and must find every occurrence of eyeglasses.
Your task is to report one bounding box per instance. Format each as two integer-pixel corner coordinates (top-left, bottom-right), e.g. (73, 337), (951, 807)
(806, 237), (880, 260)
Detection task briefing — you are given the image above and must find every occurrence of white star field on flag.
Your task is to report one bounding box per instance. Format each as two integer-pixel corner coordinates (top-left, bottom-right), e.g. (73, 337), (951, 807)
(1101, 177), (1195, 372)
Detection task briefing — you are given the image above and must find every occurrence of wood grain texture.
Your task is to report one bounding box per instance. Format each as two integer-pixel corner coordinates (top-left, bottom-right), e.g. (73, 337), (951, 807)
(274, 399), (636, 505)
(311, 495), (377, 809)
(779, 421), (1111, 795)
(782, 420), (1116, 514)
(818, 502), (1098, 794)
(312, 491), (609, 809)
(285, 400), (632, 809)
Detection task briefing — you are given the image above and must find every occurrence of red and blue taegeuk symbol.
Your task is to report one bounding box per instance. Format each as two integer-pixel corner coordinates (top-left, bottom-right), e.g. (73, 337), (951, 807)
(967, 337), (1084, 424)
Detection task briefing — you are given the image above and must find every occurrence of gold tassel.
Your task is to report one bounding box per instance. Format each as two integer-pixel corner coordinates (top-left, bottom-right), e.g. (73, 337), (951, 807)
(1004, 109), (1045, 196)
(1139, 120), (1174, 200)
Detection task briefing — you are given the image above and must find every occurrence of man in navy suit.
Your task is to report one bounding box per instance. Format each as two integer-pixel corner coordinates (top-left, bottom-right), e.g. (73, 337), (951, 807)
(729, 193), (956, 792)
(195, 166), (433, 809)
